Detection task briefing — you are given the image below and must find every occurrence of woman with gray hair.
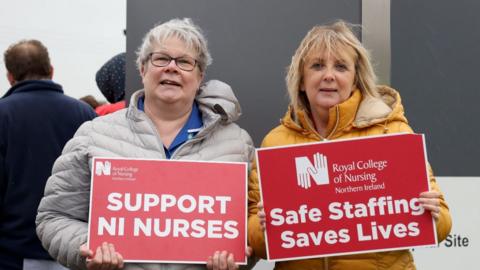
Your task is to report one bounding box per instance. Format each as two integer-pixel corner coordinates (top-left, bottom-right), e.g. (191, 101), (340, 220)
(36, 18), (254, 270)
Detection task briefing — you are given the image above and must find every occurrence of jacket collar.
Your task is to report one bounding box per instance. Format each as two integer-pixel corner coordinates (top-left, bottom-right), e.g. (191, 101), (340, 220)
(126, 79), (241, 127)
(283, 89), (362, 139)
(2, 80), (63, 98)
(283, 86), (406, 137)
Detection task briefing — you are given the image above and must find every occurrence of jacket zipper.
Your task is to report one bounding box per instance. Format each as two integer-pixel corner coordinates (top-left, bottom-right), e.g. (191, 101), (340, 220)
(170, 118), (220, 159)
(142, 114), (168, 158)
(325, 106), (341, 140)
(303, 106), (340, 141)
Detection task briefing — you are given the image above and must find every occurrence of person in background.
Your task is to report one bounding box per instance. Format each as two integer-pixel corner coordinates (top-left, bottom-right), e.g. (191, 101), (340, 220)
(36, 18), (254, 270)
(0, 39), (96, 270)
(248, 21), (452, 270)
(94, 52), (126, 115)
(80, 95), (105, 110)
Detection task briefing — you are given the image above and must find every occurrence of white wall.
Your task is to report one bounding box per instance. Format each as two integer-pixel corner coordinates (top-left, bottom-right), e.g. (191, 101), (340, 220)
(0, 0), (126, 101)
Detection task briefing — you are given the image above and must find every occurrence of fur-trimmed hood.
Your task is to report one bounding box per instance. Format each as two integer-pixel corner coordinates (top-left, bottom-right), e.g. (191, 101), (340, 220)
(281, 85), (409, 139)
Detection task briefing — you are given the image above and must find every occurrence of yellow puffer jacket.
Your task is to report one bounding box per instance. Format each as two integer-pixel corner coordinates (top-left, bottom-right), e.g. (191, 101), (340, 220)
(248, 86), (452, 270)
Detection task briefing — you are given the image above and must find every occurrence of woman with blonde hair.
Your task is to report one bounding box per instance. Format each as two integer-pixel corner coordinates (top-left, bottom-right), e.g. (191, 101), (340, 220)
(248, 20), (451, 269)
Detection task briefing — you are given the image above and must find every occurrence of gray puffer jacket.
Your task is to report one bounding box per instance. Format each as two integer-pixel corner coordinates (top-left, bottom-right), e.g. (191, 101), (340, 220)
(36, 80), (254, 270)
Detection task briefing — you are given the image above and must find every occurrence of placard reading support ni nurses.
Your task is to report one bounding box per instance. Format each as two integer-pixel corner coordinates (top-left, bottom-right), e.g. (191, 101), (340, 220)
(88, 158), (247, 264)
(256, 133), (437, 261)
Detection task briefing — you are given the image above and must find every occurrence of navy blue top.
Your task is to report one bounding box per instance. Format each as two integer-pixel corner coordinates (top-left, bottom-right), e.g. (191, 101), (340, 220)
(0, 80), (96, 268)
(137, 96), (203, 158)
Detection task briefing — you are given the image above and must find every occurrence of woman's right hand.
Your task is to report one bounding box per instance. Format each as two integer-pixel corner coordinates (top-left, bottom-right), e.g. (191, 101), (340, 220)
(80, 242), (124, 269)
(257, 202), (266, 232)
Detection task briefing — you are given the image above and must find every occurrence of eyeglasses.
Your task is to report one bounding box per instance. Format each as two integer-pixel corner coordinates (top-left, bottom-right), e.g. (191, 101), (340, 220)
(148, 52), (198, 71)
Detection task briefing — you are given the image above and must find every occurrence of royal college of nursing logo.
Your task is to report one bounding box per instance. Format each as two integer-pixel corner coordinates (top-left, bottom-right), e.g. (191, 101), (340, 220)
(294, 152), (330, 189)
(95, 161), (111, 176)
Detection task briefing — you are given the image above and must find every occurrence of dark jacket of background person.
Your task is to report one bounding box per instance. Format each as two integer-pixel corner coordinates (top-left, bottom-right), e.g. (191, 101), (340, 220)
(0, 79), (96, 269)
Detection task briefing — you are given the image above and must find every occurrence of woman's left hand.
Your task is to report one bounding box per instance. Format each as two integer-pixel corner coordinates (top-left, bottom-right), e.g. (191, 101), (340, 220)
(206, 247), (252, 270)
(80, 242), (124, 269)
(418, 191), (441, 221)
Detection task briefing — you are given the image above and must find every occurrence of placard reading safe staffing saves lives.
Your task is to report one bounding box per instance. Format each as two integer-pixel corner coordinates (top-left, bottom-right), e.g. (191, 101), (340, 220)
(256, 133), (437, 261)
(88, 158), (247, 264)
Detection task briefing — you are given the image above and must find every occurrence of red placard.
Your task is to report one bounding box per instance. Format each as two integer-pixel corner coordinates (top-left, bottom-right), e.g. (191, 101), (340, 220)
(88, 158), (247, 264)
(256, 133), (437, 261)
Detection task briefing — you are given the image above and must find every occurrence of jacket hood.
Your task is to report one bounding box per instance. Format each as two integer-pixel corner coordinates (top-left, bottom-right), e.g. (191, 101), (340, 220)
(354, 85), (408, 128)
(196, 80), (242, 123)
(282, 85), (409, 136)
(127, 79), (242, 124)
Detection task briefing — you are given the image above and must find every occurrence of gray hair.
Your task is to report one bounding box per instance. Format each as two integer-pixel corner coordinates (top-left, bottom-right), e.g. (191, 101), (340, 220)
(135, 18), (212, 73)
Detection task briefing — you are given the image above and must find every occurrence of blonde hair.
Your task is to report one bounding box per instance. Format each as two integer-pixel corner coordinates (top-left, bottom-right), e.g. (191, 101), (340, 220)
(286, 20), (378, 111)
